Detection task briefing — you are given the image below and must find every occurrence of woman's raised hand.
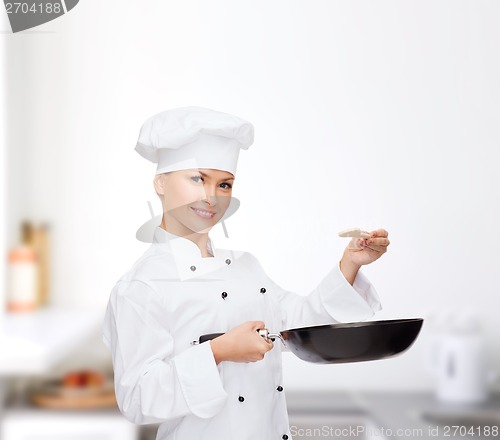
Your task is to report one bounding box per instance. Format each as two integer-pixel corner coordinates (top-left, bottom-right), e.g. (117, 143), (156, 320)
(346, 228), (390, 266)
(339, 228), (390, 285)
(209, 321), (274, 364)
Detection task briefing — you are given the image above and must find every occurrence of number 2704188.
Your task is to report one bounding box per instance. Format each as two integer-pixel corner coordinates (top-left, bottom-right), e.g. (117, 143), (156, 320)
(5, 3), (62, 14)
(443, 426), (499, 437)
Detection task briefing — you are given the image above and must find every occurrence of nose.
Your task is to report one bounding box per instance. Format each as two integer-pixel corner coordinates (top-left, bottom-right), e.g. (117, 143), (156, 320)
(203, 185), (218, 207)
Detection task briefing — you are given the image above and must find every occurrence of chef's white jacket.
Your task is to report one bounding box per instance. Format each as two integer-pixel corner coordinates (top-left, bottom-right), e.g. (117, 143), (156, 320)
(102, 227), (382, 440)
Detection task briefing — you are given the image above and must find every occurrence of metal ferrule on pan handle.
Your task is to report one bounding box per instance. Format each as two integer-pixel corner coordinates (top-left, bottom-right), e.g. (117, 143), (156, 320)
(258, 329), (286, 346)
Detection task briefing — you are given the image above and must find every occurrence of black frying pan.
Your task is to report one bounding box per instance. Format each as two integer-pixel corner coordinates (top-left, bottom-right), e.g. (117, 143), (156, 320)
(198, 318), (423, 364)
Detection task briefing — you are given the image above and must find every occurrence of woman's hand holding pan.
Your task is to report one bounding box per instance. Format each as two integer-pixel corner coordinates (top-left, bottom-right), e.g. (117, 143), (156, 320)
(209, 321), (274, 365)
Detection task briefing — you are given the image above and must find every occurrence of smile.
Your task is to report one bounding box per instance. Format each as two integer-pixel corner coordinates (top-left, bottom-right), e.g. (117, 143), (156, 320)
(191, 207), (216, 219)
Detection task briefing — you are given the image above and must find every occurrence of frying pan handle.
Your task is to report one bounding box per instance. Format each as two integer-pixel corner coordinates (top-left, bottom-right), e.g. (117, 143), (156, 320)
(258, 329), (285, 345)
(197, 333), (225, 344)
(193, 328), (283, 345)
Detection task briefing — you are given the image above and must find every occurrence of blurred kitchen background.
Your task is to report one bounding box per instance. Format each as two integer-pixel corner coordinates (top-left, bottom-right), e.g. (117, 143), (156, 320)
(1, 1), (500, 439)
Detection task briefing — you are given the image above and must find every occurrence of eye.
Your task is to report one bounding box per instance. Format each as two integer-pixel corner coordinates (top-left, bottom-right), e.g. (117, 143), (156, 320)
(220, 182), (232, 189)
(191, 175), (204, 183)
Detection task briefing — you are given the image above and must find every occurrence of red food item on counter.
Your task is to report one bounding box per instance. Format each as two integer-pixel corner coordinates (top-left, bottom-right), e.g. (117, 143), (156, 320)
(62, 370), (106, 388)
(62, 372), (83, 388)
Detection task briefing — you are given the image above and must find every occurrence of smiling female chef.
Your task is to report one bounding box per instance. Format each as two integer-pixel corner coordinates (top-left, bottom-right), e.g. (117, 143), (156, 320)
(102, 106), (390, 440)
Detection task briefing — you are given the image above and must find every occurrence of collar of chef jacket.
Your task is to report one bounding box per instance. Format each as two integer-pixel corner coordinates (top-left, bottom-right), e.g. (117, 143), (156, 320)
(152, 226), (239, 281)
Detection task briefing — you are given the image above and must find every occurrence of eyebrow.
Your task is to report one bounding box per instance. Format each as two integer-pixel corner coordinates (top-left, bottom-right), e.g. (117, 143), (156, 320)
(199, 171), (235, 182)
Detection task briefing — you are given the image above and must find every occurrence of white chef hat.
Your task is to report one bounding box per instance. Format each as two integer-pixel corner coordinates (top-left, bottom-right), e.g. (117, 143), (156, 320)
(135, 106), (254, 175)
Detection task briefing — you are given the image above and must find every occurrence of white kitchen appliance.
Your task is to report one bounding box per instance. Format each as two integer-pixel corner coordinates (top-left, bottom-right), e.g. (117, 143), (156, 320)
(427, 312), (496, 404)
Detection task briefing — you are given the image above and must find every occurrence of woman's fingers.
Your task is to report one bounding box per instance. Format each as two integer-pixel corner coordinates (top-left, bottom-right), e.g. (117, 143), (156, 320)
(345, 228), (390, 266)
(247, 321), (274, 348)
(367, 237), (390, 246)
(362, 237), (390, 253)
(366, 230), (390, 251)
(370, 229), (389, 238)
(262, 338), (274, 350)
(250, 321), (266, 331)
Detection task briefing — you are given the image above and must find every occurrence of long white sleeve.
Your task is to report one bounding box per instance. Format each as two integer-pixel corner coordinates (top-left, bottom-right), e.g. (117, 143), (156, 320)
(102, 280), (228, 425)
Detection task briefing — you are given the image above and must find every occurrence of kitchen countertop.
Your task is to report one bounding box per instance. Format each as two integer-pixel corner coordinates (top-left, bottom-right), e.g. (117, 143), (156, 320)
(5, 391), (497, 440)
(285, 391), (500, 440)
(0, 307), (102, 376)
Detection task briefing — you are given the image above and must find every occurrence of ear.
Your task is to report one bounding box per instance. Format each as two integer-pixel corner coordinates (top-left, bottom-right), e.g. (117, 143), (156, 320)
(153, 174), (166, 196)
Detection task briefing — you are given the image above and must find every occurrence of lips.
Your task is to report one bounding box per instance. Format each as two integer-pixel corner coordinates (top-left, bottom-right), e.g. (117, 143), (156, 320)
(191, 207), (216, 219)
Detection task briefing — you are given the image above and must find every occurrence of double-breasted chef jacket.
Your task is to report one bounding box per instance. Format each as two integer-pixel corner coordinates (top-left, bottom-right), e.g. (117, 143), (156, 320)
(102, 227), (382, 440)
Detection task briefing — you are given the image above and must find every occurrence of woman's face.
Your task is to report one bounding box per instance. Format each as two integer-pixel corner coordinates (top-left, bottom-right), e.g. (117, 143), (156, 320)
(154, 168), (235, 235)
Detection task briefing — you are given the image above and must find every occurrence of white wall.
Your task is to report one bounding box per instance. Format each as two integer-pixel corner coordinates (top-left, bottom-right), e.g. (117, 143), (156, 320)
(0, 10), (7, 326)
(2, 0), (500, 391)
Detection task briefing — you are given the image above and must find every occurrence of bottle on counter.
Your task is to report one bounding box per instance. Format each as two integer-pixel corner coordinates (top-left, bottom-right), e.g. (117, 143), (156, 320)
(22, 222), (51, 307)
(6, 221), (52, 313)
(7, 244), (38, 312)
